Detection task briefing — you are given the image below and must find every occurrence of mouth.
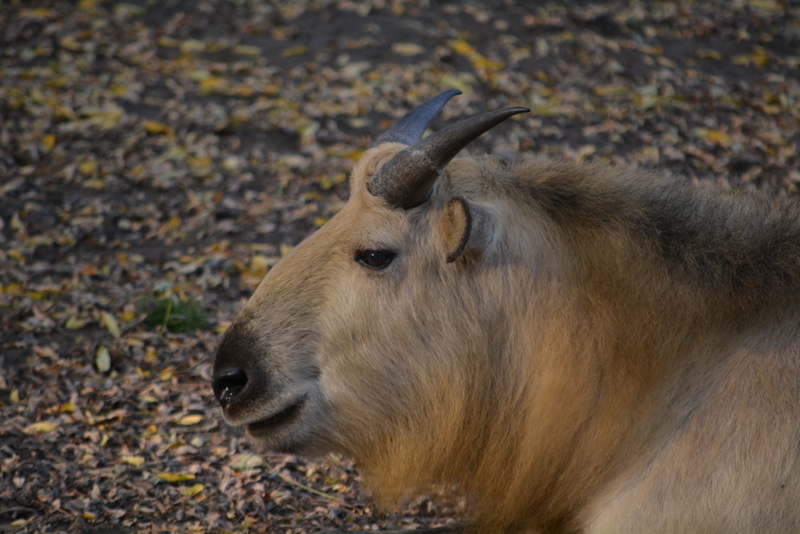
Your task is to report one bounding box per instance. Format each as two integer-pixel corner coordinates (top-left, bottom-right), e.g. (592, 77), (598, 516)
(246, 395), (307, 437)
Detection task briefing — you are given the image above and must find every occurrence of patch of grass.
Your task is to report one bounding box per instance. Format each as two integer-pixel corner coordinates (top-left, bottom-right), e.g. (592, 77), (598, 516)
(137, 295), (211, 333)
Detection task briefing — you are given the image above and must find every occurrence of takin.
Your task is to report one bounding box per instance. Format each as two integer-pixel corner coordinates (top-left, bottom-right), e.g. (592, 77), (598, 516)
(212, 90), (800, 533)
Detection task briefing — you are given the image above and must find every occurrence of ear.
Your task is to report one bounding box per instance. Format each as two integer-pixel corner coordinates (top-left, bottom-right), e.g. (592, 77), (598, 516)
(440, 197), (472, 263)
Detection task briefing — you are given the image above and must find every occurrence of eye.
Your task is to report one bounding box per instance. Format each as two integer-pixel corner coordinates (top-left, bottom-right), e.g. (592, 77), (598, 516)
(355, 249), (397, 270)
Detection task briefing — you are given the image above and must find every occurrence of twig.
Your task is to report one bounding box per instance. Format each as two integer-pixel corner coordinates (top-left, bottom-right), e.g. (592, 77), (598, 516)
(277, 472), (345, 504)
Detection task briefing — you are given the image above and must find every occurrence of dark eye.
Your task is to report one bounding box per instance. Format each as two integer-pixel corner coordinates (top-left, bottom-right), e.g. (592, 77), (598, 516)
(355, 249), (396, 270)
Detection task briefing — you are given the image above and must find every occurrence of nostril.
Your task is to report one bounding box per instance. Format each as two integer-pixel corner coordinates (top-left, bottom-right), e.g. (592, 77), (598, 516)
(212, 368), (248, 408)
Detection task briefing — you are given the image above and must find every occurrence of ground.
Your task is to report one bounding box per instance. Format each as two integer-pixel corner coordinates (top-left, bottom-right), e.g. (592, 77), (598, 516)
(1, 0), (799, 532)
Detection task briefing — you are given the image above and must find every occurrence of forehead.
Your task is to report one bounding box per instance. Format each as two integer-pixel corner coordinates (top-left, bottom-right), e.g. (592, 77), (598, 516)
(331, 187), (409, 247)
(348, 143), (406, 197)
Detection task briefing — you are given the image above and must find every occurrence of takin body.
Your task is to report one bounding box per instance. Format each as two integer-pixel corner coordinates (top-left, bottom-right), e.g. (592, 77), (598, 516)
(212, 90), (800, 533)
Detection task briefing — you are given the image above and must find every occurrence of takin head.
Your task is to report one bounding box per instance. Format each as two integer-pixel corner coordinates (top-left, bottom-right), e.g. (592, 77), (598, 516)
(212, 89), (539, 513)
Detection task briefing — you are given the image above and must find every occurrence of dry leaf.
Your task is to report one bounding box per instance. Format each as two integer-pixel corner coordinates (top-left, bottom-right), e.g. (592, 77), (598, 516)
(181, 484), (204, 497)
(391, 43), (425, 56)
(155, 472), (196, 483)
(178, 414), (203, 426)
(24, 421), (60, 434)
(121, 455), (146, 467)
(100, 311), (121, 338)
(95, 346), (111, 373)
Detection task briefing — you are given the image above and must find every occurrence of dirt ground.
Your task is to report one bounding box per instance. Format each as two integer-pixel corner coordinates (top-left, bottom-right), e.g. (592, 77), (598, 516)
(1, 0), (799, 532)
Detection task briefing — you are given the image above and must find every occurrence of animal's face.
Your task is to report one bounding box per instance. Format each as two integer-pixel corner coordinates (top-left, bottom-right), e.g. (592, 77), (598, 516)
(213, 147), (461, 453)
(212, 92), (528, 456)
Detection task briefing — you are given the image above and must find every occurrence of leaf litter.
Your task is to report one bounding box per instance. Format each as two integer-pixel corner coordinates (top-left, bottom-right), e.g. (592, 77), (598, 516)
(1, 0), (798, 532)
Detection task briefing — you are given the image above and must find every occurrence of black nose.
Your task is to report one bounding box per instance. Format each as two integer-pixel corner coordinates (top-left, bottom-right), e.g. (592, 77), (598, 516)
(212, 368), (248, 409)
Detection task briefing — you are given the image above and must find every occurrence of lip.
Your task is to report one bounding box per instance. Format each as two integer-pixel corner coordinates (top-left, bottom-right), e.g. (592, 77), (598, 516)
(246, 395), (306, 436)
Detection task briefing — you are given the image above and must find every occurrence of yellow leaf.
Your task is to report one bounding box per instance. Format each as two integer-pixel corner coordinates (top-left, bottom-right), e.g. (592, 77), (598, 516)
(222, 156), (240, 171)
(180, 39), (206, 54)
(230, 453), (264, 471)
(593, 84), (628, 96)
(439, 73), (476, 95)
(706, 130), (732, 147)
(20, 8), (55, 19)
(159, 367), (174, 381)
(59, 400), (75, 413)
(60, 36), (82, 51)
(696, 49), (721, 60)
(83, 511), (95, 521)
(42, 134), (56, 153)
(100, 311), (120, 338)
(198, 77), (228, 93)
(96, 346), (111, 373)
(121, 455), (145, 467)
(281, 45), (307, 57)
(233, 45), (262, 55)
(82, 179), (105, 190)
(64, 317), (87, 330)
(249, 255), (273, 273)
(181, 484), (204, 497)
(155, 472), (195, 483)
(7, 249), (25, 263)
(178, 414), (203, 426)
(314, 217), (329, 227)
(142, 120), (172, 135)
(692, 128), (733, 147)
(186, 69), (211, 82)
(24, 421), (59, 434)
(472, 55), (504, 70)
(10, 389), (20, 403)
(319, 172), (346, 190)
(78, 160), (97, 175)
(391, 43), (425, 56)
(145, 346), (158, 364)
(2, 283), (22, 295)
(79, 104), (124, 123)
(450, 39), (476, 56)
(157, 36), (180, 47)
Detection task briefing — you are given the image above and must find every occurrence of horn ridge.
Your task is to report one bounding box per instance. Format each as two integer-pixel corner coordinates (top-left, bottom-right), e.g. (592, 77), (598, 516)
(373, 89), (463, 147)
(369, 106), (530, 209)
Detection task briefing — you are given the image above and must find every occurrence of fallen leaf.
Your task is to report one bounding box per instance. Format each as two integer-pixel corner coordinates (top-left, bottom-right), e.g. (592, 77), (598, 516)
(24, 421), (60, 434)
(177, 414), (203, 426)
(233, 44), (261, 55)
(121, 455), (146, 467)
(181, 484), (204, 497)
(155, 472), (195, 483)
(100, 311), (121, 338)
(281, 45), (307, 57)
(96, 346), (111, 373)
(391, 43), (425, 56)
(64, 317), (87, 330)
(142, 120), (173, 135)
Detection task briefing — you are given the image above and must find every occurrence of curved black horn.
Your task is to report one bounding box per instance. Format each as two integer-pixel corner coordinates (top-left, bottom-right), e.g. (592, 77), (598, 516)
(373, 90), (462, 146)
(369, 106), (530, 209)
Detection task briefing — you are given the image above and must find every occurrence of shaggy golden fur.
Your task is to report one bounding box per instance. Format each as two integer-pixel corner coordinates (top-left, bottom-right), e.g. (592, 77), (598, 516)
(214, 140), (800, 533)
